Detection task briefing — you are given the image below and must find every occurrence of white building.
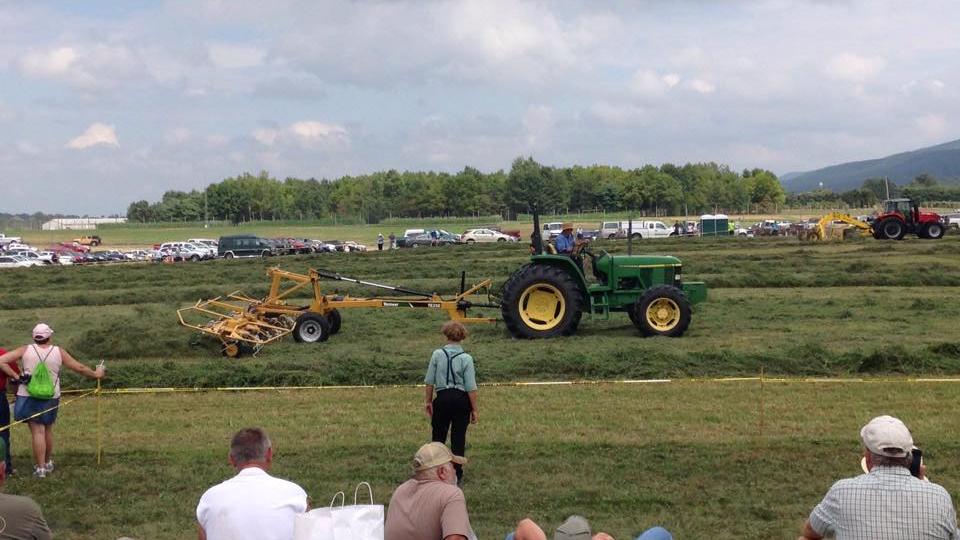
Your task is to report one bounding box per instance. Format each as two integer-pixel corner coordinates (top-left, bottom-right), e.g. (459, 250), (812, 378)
(41, 218), (127, 231)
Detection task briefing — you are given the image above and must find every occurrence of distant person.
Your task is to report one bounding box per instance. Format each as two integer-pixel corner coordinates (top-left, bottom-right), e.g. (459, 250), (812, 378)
(385, 442), (474, 540)
(430, 229), (440, 246)
(378, 233), (385, 251)
(799, 415), (958, 540)
(0, 323), (105, 478)
(673, 221), (683, 236)
(197, 427), (308, 540)
(0, 440), (52, 539)
(389, 232), (397, 249)
(424, 321), (477, 485)
(0, 346), (18, 475)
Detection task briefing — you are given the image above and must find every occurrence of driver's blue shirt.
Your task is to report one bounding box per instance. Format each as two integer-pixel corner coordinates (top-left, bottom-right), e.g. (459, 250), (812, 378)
(555, 232), (575, 254)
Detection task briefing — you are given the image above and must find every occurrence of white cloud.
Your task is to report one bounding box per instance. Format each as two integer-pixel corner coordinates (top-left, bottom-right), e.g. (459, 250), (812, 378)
(589, 102), (648, 127)
(19, 47), (77, 77)
(688, 79), (716, 94)
(289, 121), (348, 144)
(164, 128), (192, 144)
(824, 52), (886, 83)
(252, 128), (280, 146)
(630, 69), (674, 98)
(208, 43), (266, 69)
(521, 105), (554, 148)
(914, 114), (948, 139)
(67, 123), (119, 149)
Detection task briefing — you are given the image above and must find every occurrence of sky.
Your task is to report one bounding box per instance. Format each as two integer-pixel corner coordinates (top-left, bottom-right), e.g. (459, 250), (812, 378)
(0, 0), (958, 214)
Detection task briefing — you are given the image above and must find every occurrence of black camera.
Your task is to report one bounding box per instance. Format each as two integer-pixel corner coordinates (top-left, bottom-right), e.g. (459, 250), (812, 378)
(15, 373), (31, 386)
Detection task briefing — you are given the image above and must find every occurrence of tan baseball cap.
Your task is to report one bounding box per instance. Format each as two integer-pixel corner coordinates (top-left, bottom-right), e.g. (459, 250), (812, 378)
(861, 415), (913, 458)
(413, 442), (467, 472)
(561, 222), (574, 231)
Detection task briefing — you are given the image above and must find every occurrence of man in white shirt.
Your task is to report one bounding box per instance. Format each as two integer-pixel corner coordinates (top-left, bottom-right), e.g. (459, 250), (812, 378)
(197, 427), (308, 540)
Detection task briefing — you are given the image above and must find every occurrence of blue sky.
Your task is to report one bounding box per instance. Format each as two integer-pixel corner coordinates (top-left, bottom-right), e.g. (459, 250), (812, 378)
(0, 0), (958, 214)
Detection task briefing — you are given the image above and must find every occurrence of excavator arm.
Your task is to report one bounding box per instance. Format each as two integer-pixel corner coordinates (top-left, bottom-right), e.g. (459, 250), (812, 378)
(815, 212), (873, 240)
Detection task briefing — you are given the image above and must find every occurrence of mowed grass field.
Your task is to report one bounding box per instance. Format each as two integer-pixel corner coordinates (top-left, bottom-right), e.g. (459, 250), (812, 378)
(6, 382), (960, 539)
(1, 233), (960, 539)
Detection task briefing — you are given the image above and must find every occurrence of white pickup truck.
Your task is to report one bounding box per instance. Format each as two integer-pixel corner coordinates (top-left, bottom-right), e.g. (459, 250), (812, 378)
(0, 233), (23, 248)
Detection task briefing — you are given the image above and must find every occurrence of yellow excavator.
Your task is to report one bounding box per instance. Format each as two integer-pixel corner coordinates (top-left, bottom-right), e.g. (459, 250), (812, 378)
(806, 212), (873, 241)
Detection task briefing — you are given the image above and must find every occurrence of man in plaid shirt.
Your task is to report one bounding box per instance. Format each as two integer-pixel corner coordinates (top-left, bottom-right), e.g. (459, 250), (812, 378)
(800, 415), (958, 540)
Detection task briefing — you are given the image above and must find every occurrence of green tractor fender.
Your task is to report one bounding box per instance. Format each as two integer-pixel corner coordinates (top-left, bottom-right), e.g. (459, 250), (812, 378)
(526, 254), (590, 297)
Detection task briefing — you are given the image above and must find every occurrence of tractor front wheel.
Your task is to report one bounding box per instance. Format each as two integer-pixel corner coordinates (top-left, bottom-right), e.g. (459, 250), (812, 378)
(923, 222), (945, 240)
(877, 218), (905, 240)
(293, 313), (331, 343)
(501, 264), (583, 339)
(633, 285), (692, 337)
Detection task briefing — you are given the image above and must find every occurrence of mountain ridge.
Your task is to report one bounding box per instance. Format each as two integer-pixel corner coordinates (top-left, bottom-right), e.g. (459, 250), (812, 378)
(782, 138), (960, 192)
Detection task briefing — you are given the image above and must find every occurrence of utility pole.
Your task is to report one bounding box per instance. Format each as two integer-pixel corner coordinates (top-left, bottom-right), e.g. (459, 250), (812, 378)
(204, 190), (209, 228)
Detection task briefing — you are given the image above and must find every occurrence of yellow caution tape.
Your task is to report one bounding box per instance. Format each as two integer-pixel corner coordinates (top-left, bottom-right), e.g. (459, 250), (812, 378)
(0, 388), (98, 433)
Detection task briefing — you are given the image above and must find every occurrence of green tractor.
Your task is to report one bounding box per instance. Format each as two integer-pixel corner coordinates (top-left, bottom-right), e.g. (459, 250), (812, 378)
(500, 220), (707, 339)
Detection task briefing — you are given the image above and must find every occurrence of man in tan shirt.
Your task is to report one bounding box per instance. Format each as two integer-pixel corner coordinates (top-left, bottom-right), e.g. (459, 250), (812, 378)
(385, 442), (473, 540)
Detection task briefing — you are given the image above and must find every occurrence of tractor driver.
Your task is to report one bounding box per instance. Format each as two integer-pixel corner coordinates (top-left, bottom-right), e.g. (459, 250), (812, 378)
(554, 223), (577, 255)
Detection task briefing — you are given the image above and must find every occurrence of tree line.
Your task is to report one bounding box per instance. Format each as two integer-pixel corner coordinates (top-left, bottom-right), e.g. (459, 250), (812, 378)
(126, 157), (786, 224)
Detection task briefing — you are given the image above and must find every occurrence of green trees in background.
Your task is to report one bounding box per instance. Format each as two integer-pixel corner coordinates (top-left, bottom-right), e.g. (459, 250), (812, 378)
(125, 157), (792, 223)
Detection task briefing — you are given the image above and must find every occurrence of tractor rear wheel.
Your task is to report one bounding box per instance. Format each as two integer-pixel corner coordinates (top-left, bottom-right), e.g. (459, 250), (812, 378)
(877, 218), (905, 240)
(501, 264), (583, 339)
(293, 313), (331, 343)
(633, 285), (692, 337)
(923, 222), (945, 240)
(326, 309), (342, 335)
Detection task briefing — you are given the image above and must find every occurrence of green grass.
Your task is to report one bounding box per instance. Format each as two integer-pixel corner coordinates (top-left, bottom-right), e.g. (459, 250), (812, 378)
(6, 381), (960, 539)
(2, 233), (960, 538)
(1, 235), (960, 389)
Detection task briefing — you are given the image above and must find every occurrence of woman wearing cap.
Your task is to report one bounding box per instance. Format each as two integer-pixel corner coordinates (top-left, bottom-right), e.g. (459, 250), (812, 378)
(0, 323), (105, 478)
(424, 321), (477, 485)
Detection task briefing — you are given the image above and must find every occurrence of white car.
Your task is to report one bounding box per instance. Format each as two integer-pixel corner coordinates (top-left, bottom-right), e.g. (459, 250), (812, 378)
(461, 228), (517, 243)
(159, 242), (214, 260)
(0, 255), (34, 268)
(342, 241), (367, 252)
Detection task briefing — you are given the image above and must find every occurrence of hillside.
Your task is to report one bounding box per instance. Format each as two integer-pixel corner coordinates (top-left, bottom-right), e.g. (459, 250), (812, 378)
(783, 138), (960, 192)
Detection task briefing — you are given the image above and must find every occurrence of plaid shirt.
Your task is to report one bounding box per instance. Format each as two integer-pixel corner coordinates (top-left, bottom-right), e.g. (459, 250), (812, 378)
(810, 465), (959, 539)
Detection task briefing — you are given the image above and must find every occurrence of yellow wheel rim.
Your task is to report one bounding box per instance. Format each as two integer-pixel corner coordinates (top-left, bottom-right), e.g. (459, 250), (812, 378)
(645, 298), (681, 332)
(518, 283), (566, 331)
(223, 343), (240, 358)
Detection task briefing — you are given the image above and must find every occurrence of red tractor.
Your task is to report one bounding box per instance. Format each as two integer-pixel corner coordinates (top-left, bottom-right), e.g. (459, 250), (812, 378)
(872, 198), (946, 240)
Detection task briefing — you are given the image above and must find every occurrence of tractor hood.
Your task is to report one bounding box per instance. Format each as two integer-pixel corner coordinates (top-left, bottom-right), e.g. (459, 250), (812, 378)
(598, 254), (682, 267)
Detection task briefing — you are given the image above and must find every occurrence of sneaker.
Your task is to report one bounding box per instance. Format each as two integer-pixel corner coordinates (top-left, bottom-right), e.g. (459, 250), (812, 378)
(44, 460), (54, 473)
(33, 466), (46, 479)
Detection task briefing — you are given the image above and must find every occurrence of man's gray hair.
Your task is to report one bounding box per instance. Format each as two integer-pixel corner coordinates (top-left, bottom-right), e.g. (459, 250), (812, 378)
(869, 451), (912, 469)
(230, 427), (272, 464)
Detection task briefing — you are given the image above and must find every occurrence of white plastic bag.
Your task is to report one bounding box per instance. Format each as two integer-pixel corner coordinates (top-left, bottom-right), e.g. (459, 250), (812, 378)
(331, 482), (384, 540)
(293, 492), (344, 540)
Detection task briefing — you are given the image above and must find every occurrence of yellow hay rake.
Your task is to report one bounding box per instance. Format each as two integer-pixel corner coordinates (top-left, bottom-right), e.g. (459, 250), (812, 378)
(178, 267), (497, 357)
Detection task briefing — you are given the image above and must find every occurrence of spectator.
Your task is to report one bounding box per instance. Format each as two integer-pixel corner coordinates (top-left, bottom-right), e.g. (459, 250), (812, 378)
(0, 440), (51, 539)
(378, 233), (385, 251)
(385, 442), (473, 540)
(505, 515), (672, 540)
(424, 321), (477, 485)
(0, 323), (105, 478)
(0, 346), (18, 475)
(555, 223), (576, 255)
(673, 222), (683, 236)
(389, 232), (397, 249)
(799, 415), (959, 540)
(197, 427), (307, 540)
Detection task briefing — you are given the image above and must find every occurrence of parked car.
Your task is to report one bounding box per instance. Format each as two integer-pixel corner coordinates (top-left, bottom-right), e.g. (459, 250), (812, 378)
(0, 255), (32, 268)
(342, 241), (367, 252)
(403, 231), (460, 248)
(403, 228), (425, 238)
(73, 235), (102, 246)
(218, 235), (275, 259)
(461, 228), (518, 243)
(541, 222), (565, 239)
